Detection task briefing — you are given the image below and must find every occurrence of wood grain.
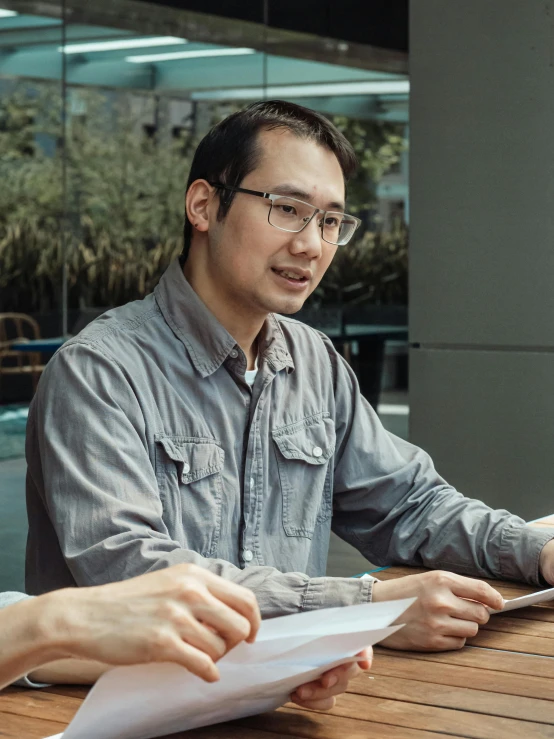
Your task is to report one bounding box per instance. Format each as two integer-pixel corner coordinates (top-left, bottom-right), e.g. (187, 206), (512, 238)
(240, 706), (458, 738)
(322, 692), (554, 739)
(467, 630), (554, 657)
(374, 644), (554, 678)
(371, 652), (554, 701)
(347, 672), (554, 722)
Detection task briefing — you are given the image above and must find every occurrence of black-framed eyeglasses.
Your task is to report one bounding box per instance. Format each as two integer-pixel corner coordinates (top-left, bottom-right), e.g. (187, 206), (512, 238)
(210, 182), (361, 247)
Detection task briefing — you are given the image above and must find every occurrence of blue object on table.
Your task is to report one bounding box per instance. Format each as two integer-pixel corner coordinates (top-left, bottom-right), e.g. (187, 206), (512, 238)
(352, 566), (390, 578)
(10, 337), (67, 354)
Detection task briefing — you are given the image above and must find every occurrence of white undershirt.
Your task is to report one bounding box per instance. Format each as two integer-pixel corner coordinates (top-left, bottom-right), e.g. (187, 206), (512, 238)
(244, 356), (259, 387)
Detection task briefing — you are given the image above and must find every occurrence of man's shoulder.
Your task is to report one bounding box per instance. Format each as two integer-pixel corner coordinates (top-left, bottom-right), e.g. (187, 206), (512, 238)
(64, 294), (160, 355)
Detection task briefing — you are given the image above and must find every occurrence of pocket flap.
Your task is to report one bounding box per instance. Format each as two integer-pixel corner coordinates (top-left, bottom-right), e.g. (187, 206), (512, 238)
(272, 414), (335, 465)
(155, 435), (224, 483)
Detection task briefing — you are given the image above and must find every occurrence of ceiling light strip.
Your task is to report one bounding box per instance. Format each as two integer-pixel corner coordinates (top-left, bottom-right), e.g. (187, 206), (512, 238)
(60, 37), (187, 54)
(126, 47), (256, 63)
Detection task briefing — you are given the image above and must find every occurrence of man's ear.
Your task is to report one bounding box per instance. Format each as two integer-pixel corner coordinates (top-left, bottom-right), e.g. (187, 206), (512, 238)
(186, 179), (214, 233)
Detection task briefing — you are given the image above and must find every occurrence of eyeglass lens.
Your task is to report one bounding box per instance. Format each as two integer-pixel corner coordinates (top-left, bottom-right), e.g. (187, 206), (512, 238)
(268, 196), (357, 245)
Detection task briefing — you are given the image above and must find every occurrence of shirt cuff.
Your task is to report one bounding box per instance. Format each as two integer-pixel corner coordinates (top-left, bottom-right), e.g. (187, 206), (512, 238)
(301, 576), (373, 611)
(499, 522), (554, 585)
(13, 676), (53, 689)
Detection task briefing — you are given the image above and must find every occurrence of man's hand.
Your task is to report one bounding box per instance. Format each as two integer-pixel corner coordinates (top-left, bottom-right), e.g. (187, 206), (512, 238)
(539, 539), (554, 585)
(290, 648), (372, 711)
(372, 571), (504, 651)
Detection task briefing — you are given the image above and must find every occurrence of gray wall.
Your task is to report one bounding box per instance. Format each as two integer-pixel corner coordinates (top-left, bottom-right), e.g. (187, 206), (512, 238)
(409, 0), (554, 519)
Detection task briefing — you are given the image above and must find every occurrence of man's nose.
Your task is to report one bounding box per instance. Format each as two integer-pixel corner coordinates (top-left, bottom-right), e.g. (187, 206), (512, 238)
(288, 215), (323, 259)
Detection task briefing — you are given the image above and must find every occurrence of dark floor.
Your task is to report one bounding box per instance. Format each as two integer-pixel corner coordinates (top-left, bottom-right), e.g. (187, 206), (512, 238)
(0, 395), (408, 592)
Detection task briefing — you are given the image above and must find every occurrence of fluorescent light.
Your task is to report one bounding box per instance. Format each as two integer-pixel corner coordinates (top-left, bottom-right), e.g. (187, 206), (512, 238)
(126, 47), (256, 63)
(59, 37), (187, 54)
(0, 9), (17, 16)
(192, 79), (410, 100)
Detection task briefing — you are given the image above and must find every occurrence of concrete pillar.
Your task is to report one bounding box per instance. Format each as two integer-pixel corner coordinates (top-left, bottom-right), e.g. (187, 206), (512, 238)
(409, 0), (554, 519)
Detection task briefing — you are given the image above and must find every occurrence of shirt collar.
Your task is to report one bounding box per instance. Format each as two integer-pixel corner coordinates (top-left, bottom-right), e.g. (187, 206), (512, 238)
(154, 259), (294, 377)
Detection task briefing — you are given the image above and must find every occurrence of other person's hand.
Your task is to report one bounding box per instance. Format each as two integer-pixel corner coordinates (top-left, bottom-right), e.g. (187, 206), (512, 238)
(539, 538), (554, 585)
(372, 571), (503, 651)
(40, 564), (260, 682)
(290, 647), (372, 711)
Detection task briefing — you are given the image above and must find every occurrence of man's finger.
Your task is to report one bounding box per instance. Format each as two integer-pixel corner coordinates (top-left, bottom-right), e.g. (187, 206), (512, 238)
(290, 694), (336, 711)
(441, 617), (480, 639)
(448, 576), (504, 610)
(356, 647), (372, 670)
(455, 598), (491, 625)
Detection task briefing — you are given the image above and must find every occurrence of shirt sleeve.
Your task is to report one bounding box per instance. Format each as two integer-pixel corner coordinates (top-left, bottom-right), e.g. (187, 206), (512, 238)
(28, 342), (372, 617)
(0, 593), (51, 688)
(325, 337), (554, 586)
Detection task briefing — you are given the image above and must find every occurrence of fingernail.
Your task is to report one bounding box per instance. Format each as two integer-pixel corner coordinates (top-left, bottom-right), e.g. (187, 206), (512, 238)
(326, 675), (338, 688)
(299, 687), (312, 699)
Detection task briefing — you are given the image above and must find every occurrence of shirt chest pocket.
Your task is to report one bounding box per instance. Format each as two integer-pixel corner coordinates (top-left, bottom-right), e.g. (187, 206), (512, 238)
(154, 434), (224, 557)
(272, 413), (335, 539)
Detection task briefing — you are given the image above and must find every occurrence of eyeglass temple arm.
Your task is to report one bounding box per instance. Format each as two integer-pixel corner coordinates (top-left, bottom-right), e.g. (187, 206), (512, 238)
(209, 182), (270, 200)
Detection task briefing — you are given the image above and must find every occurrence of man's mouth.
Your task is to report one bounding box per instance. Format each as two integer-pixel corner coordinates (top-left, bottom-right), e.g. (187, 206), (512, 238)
(271, 268), (309, 284)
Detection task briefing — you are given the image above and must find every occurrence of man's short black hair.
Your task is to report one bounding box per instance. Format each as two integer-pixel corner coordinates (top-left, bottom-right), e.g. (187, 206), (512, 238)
(182, 99), (357, 261)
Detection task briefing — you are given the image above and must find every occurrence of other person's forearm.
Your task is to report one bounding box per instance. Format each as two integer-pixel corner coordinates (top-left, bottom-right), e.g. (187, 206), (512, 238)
(0, 594), (68, 689)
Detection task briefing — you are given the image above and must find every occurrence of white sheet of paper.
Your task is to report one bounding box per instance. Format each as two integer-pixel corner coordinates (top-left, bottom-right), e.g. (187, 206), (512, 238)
(43, 597), (414, 739)
(489, 587), (554, 614)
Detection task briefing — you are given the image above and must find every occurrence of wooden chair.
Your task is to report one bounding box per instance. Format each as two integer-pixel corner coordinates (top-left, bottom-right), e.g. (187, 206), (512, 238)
(0, 313), (46, 397)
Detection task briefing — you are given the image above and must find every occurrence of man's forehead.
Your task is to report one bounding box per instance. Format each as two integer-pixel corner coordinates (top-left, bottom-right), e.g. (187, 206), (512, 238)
(252, 129), (346, 207)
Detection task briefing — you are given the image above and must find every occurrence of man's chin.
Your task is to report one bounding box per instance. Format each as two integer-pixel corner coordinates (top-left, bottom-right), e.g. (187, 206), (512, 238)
(265, 297), (306, 316)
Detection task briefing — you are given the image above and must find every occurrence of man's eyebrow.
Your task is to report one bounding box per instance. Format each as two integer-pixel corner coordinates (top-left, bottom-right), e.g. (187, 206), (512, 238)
(267, 183), (345, 211)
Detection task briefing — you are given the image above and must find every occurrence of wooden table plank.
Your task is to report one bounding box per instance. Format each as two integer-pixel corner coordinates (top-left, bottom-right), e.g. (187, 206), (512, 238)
(371, 652), (554, 701)
(240, 706), (460, 738)
(0, 711), (66, 739)
(321, 692), (554, 739)
(347, 672), (554, 722)
(377, 644), (554, 679)
(467, 630), (554, 656)
(0, 687), (80, 724)
(483, 614), (554, 637)
(170, 727), (306, 739)
(502, 606), (554, 622)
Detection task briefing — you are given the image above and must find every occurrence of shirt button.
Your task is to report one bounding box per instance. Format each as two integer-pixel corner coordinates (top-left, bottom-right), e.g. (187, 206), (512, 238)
(229, 349), (238, 358)
(312, 446), (323, 458)
(250, 477), (255, 488)
(243, 549), (254, 562)
(183, 462), (191, 474)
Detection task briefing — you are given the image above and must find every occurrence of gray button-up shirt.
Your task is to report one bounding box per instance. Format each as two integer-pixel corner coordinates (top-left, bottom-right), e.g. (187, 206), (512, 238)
(26, 259), (554, 615)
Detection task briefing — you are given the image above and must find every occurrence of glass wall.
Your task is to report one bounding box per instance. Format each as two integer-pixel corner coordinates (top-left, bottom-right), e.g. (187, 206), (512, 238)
(0, 0), (408, 590)
(0, 0), (409, 427)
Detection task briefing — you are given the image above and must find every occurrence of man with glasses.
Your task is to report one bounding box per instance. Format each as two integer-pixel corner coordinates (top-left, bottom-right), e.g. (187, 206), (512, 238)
(26, 100), (554, 653)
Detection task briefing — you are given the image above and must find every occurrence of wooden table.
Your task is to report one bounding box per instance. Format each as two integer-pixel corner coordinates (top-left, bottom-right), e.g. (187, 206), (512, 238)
(2, 516), (554, 739)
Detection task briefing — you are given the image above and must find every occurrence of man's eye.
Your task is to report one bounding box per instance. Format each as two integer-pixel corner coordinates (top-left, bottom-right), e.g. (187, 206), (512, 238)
(324, 216), (340, 228)
(277, 204), (297, 216)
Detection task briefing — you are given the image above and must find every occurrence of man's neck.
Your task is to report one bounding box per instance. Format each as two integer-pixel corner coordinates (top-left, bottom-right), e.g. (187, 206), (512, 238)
(183, 260), (263, 370)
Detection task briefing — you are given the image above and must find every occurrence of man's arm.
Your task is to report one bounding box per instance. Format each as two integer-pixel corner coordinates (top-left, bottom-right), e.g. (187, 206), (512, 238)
(27, 343), (371, 616)
(327, 338), (554, 585)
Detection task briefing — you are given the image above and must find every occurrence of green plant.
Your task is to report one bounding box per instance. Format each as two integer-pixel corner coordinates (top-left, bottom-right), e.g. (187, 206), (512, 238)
(0, 82), (408, 314)
(313, 224), (409, 306)
(331, 116), (406, 220)
(0, 83), (193, 312)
